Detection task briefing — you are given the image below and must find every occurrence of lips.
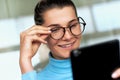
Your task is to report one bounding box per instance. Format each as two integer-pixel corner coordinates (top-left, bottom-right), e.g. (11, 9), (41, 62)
(58, 41), (76, 49)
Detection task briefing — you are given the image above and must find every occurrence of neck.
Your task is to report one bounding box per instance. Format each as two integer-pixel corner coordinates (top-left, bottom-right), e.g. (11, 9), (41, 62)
(47, 53), (72, 73)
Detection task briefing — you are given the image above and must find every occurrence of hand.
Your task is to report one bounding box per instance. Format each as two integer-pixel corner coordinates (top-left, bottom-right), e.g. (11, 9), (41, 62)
(19, 25), (51, 73)
(112, 68), (120, 79)
(20, 25), (51, 59)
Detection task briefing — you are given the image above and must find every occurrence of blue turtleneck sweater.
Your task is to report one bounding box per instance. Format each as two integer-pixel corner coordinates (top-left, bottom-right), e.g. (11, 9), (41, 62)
(22, 55), (73, 80)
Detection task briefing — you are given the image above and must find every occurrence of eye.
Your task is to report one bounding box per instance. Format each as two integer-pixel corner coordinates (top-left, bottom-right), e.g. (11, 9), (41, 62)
(50, 27), (61, 32)
(69, 22), (78, 28)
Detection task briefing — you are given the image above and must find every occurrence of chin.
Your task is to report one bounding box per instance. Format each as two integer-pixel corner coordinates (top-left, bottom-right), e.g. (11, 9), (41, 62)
(62, 51), (71, 59)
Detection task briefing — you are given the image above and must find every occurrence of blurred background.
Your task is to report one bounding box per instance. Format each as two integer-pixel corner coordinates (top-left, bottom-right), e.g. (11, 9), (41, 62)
(0, 0), (120, 80)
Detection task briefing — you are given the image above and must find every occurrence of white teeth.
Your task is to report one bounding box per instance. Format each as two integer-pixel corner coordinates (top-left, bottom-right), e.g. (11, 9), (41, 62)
(61, 43), (72, 48)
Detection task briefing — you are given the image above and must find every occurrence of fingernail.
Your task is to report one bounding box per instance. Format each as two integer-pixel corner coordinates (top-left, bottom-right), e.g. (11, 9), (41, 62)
(112, 73), (118, 78)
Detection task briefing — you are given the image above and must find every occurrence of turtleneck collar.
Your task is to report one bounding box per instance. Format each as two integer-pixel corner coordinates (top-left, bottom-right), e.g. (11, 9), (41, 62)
(46, 52), (72, 74)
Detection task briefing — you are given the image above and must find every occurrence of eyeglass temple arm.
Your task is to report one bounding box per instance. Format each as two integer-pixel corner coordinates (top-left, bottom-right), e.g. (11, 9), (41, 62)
(78, 17), (86, 26)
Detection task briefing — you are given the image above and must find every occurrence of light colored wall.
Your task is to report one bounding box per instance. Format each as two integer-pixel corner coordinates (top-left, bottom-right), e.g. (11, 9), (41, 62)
(0, 0), (9, 19)
(0, 0), (39, 19)
(0, 0), (114, 19)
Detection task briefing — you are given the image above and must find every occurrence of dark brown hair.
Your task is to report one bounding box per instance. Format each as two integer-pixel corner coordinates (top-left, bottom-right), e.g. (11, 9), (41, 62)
(34, 0), (77, 25)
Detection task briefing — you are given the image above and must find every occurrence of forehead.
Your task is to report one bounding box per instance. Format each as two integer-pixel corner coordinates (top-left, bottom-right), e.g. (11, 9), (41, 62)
(43, 6), (77, 26)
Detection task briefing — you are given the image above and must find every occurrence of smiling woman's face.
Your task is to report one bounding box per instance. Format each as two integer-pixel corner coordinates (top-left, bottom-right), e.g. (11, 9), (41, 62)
(43, 6), (82, 59)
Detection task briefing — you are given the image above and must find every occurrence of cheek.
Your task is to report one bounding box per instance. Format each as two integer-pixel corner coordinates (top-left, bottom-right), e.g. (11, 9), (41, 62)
(46, 38), (57, 49)
(75, 36), (82, 47)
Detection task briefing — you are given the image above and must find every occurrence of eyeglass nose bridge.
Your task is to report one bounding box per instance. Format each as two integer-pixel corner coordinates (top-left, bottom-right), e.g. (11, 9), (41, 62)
(62, 27), (73, 37)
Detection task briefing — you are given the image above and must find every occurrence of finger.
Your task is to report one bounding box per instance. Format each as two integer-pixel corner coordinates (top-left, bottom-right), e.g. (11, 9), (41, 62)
(31, 34), (48, 44)
(28, 29), (51, 35)
(20, 29), (49, 44)
(111, 68), (120, 79)
(29, 25), (51, 31)
(25, 25), (51, 36)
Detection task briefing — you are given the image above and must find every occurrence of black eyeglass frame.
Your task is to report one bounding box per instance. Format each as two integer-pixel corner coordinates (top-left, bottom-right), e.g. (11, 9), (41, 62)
(49, 17), (86, 40)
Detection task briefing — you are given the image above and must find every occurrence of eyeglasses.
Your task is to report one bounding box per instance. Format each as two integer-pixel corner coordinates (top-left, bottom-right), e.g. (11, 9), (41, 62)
(48, 17), (86, 40)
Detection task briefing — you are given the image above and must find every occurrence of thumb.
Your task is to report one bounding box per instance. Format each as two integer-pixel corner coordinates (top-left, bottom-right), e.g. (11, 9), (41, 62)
(111, 68), (120, 79)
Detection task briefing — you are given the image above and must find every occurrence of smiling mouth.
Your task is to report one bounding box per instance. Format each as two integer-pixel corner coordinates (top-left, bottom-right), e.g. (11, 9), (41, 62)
(58, 41), (76, 49)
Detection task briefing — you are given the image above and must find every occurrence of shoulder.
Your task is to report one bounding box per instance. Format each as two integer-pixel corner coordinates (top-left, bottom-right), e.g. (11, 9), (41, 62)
(22, 70), (38, 80)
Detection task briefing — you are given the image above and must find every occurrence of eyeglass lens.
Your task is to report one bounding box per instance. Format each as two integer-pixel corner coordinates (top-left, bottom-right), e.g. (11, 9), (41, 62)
(50, 17), (86, 40)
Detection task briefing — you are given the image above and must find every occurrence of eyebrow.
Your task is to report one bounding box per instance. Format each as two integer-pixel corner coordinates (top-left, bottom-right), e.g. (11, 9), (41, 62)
(47, 18), (77, 27)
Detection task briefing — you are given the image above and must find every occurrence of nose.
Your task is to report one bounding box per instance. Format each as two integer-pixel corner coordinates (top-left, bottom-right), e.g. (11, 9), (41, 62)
(62, 28), (73, 40)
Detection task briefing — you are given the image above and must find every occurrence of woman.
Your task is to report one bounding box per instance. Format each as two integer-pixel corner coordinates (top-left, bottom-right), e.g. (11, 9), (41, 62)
(19, 0), (120, 80)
